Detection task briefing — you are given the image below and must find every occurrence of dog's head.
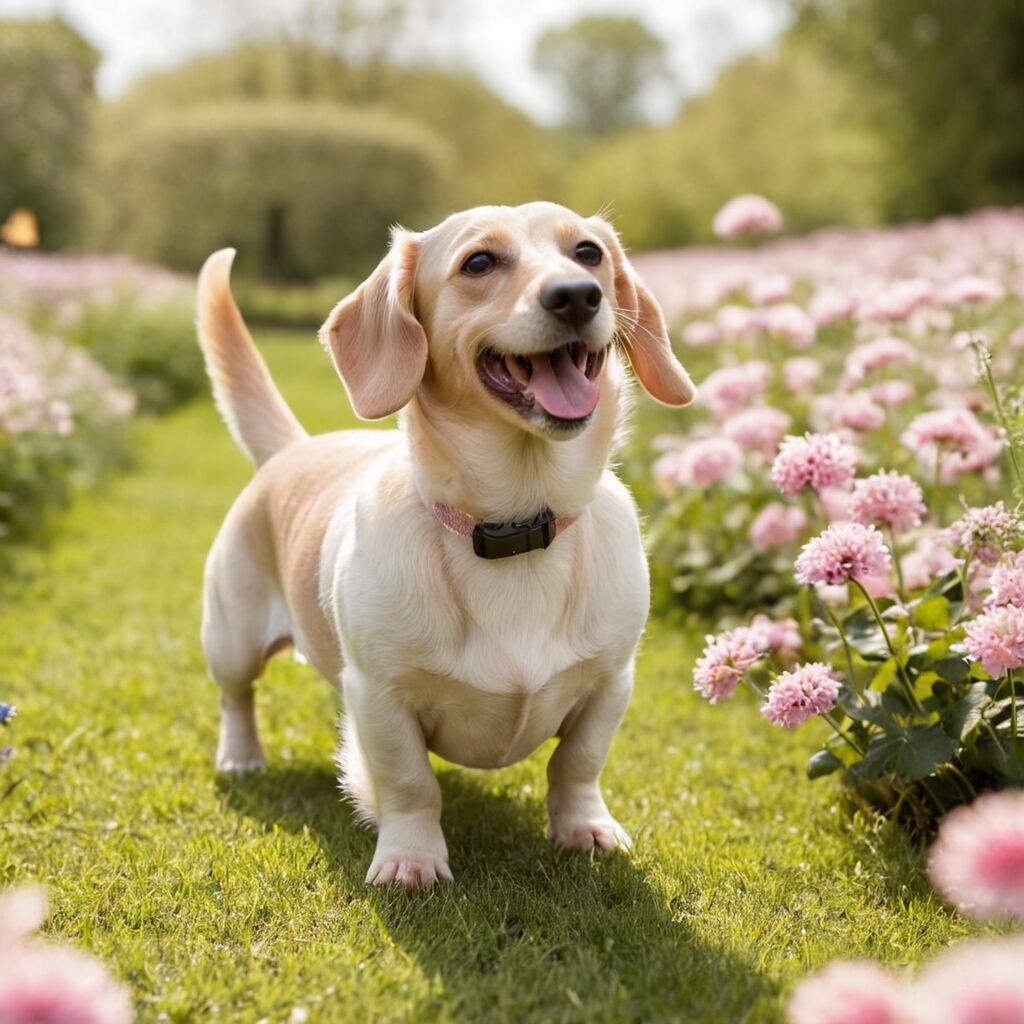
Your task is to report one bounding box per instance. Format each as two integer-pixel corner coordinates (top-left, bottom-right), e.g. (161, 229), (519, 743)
(320, 202), (694, 437)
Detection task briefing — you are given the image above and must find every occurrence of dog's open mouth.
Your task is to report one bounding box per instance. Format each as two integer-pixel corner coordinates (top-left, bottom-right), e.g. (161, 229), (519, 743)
(478, 341), (607, 424)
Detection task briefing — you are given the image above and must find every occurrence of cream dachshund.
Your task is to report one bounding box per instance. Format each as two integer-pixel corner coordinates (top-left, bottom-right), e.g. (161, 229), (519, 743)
(196, 202), (694, 887)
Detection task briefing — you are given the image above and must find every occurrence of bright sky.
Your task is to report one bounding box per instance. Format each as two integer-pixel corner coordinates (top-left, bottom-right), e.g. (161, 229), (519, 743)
(0, 0), (789, 122)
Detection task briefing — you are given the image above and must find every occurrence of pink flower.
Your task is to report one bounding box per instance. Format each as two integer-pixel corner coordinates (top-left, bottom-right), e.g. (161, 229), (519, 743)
(749, 614), (802, 654)
(857, 278), (933, 323)
(682, 321), (720, 347)
(843, 336), (917, 383)
(808, 288), (856, 327)
(771, 433), (859, 496)
(850, 472), (927, 534)
(761, 662), (842, 728)
(693, 628), (765, 703)
(761, 302), (816, 348)
(659, 437), (744, 488)
(0, 885), (134, 1024)
(949, 502), (1022, 564)
(723, 406), (791, 457)
(963, 605), (1024, 677)
(716, 304), (762, 339)
(748, 273), (792, 305)
(1010, 325), (1024, 349)
(713, 194), (783, 239)
(788, 960), (908, 1024)
(901, 409), (1001, 484)
(749, 502), (809, 550)
(834, 390), (886, 433)
(870, 380), (916, 408)
(0, 945), (135, 1024)
(795, 522), (892, 586)
(908, 936), (1024, 1024)
(901, 533), (958, 591)
(943, 275), (1005, 307)
(699, 362), (773, 420)
(782, 356), (823, 394)
(928, 791), (1024, 922)
(987, 553), (1024, 609)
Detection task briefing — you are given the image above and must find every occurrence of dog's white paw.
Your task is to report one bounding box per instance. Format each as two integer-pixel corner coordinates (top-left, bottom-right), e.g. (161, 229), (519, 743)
(216, 751), (267, 773)
(550, 816), (632, 853)
(366, 853), (453, 888)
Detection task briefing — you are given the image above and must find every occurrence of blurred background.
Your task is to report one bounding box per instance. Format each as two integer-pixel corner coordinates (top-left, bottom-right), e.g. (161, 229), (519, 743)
(2, 0), (1022, 294)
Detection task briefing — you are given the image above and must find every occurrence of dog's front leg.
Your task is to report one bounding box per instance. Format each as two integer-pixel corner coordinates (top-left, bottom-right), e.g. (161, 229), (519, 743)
(343, 667), (452, 887)
(546, 660), (634, 852)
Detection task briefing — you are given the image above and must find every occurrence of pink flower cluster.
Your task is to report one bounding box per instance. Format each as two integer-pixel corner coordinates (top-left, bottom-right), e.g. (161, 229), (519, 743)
(723, 406), (791, 457)
(693, 627), (765, 703)
(928, 790), (1024, 921)
(0, 885), (134, 1024)
(699, 361), (773, 420)
(794, 522), (892, 586)
(901, 409), (1001, 485)
(963, 604), (1024, 677)
(949, 501), (1022, 565)
(849, 472), (927, 534)
(987, 552), (1024, 609)
(748, 502), (808, 550)
(761, 662), (841, 728)
(654, 437), (743, 489)
(712, 194), (784, 240)
(771, 433), (859, 496)
(0, 316), (135, 438)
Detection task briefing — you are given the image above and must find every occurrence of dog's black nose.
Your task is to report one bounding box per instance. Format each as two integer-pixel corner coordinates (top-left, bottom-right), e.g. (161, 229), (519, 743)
(540, 279), (602, 327)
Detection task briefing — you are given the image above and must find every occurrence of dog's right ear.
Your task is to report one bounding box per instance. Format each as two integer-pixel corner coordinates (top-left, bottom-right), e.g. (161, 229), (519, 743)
(320, 230), (427, 420)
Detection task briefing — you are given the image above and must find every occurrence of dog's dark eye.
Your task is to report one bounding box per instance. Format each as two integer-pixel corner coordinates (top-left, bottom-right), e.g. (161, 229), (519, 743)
(462, 251), (497, 277)
(574, 241), (602, 267)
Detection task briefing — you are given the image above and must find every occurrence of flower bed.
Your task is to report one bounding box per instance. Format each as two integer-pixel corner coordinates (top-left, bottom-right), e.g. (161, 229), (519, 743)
(633, 205), (1024, 825)
(0, 250), (204, 548)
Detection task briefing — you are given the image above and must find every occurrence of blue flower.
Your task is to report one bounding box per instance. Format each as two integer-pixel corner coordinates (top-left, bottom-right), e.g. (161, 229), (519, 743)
(0, 703), (15, 725)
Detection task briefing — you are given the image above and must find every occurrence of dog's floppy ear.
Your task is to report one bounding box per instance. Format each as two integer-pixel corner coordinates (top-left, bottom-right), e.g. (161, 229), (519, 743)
(590, 218), (695, 407)
(320, 229), (427, 420)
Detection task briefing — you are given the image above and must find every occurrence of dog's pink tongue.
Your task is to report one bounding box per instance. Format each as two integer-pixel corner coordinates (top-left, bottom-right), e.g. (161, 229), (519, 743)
(528, 348), (599, 420)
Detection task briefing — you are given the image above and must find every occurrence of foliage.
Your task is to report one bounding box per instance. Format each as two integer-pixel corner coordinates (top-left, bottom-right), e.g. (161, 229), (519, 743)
(230, 274), (352, 329)
(566, 45), (885, 250)
(793, 0), (1024, 220)
(0, 17), (98, 248)
(110, 43), (561, 214)
(0, 333), (982, 1021)
(87, 101), (448, 279)
(0, 315), (134, 547)
(532, 14), (671, 137)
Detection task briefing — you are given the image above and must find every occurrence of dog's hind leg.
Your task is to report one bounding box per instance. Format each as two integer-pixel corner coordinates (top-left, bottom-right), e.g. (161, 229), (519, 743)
(202, 528), (288, 773)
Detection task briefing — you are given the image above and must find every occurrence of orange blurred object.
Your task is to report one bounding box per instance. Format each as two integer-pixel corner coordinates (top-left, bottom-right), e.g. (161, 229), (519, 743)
(1, 208), (40, 248)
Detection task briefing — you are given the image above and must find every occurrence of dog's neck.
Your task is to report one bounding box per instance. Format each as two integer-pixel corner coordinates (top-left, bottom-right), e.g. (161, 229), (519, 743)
(403, 363), (626, 522)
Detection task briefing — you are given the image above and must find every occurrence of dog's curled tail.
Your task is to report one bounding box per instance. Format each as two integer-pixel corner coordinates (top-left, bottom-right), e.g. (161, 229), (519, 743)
(197, 249), (308, 467)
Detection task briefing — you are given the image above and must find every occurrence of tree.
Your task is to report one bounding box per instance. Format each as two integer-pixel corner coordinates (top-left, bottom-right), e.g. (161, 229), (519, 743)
(533, 15), (671, 136)
(0, 18), (98, 248)
(793, 0), (1024, 219)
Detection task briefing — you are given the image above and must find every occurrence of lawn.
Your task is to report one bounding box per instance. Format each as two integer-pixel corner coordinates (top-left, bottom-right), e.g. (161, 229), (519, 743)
(1, 330), (980, 1023)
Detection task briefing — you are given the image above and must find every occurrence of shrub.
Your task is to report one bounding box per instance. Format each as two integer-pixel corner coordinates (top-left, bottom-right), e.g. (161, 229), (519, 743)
(87, 101), (450, 279)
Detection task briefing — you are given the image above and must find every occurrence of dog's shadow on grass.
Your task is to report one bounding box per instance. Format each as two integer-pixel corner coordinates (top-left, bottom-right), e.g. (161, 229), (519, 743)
(221, 765), (776, 1021)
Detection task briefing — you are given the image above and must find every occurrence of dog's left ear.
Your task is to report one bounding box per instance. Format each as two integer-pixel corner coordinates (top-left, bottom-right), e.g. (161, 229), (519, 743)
(589, 219), (695, 407)
(320, 229), (427, 420)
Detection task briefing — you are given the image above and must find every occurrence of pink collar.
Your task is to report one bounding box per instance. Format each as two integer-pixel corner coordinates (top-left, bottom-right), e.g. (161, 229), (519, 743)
(431, 503), (578, 559)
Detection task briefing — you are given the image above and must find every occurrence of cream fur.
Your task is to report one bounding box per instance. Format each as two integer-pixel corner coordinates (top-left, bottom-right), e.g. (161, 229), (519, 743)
(197, 202), (693, 888)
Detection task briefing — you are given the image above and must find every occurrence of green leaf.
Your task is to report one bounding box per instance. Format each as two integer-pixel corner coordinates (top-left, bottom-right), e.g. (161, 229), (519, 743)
(912, 595), (950, 632)
(851, 733), (903, 780)
(941, 685), (990, 741)
(807, 749), (845, 780)
(893, 725), (958, 781)
(933, 656), (970, 684)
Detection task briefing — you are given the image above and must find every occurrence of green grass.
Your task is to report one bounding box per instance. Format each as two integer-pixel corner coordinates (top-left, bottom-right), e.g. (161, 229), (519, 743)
(1, 330), (981, 1022)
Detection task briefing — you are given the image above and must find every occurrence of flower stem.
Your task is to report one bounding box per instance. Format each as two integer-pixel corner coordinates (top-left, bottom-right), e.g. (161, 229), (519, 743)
(851, 579), (923, 712)
(886, 523), (907, 604)
(1009, 669), (1023, 782)
(973, 337), (1024, 486)
(824, 602), (859, 697)
(821, 711), (865, 756)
